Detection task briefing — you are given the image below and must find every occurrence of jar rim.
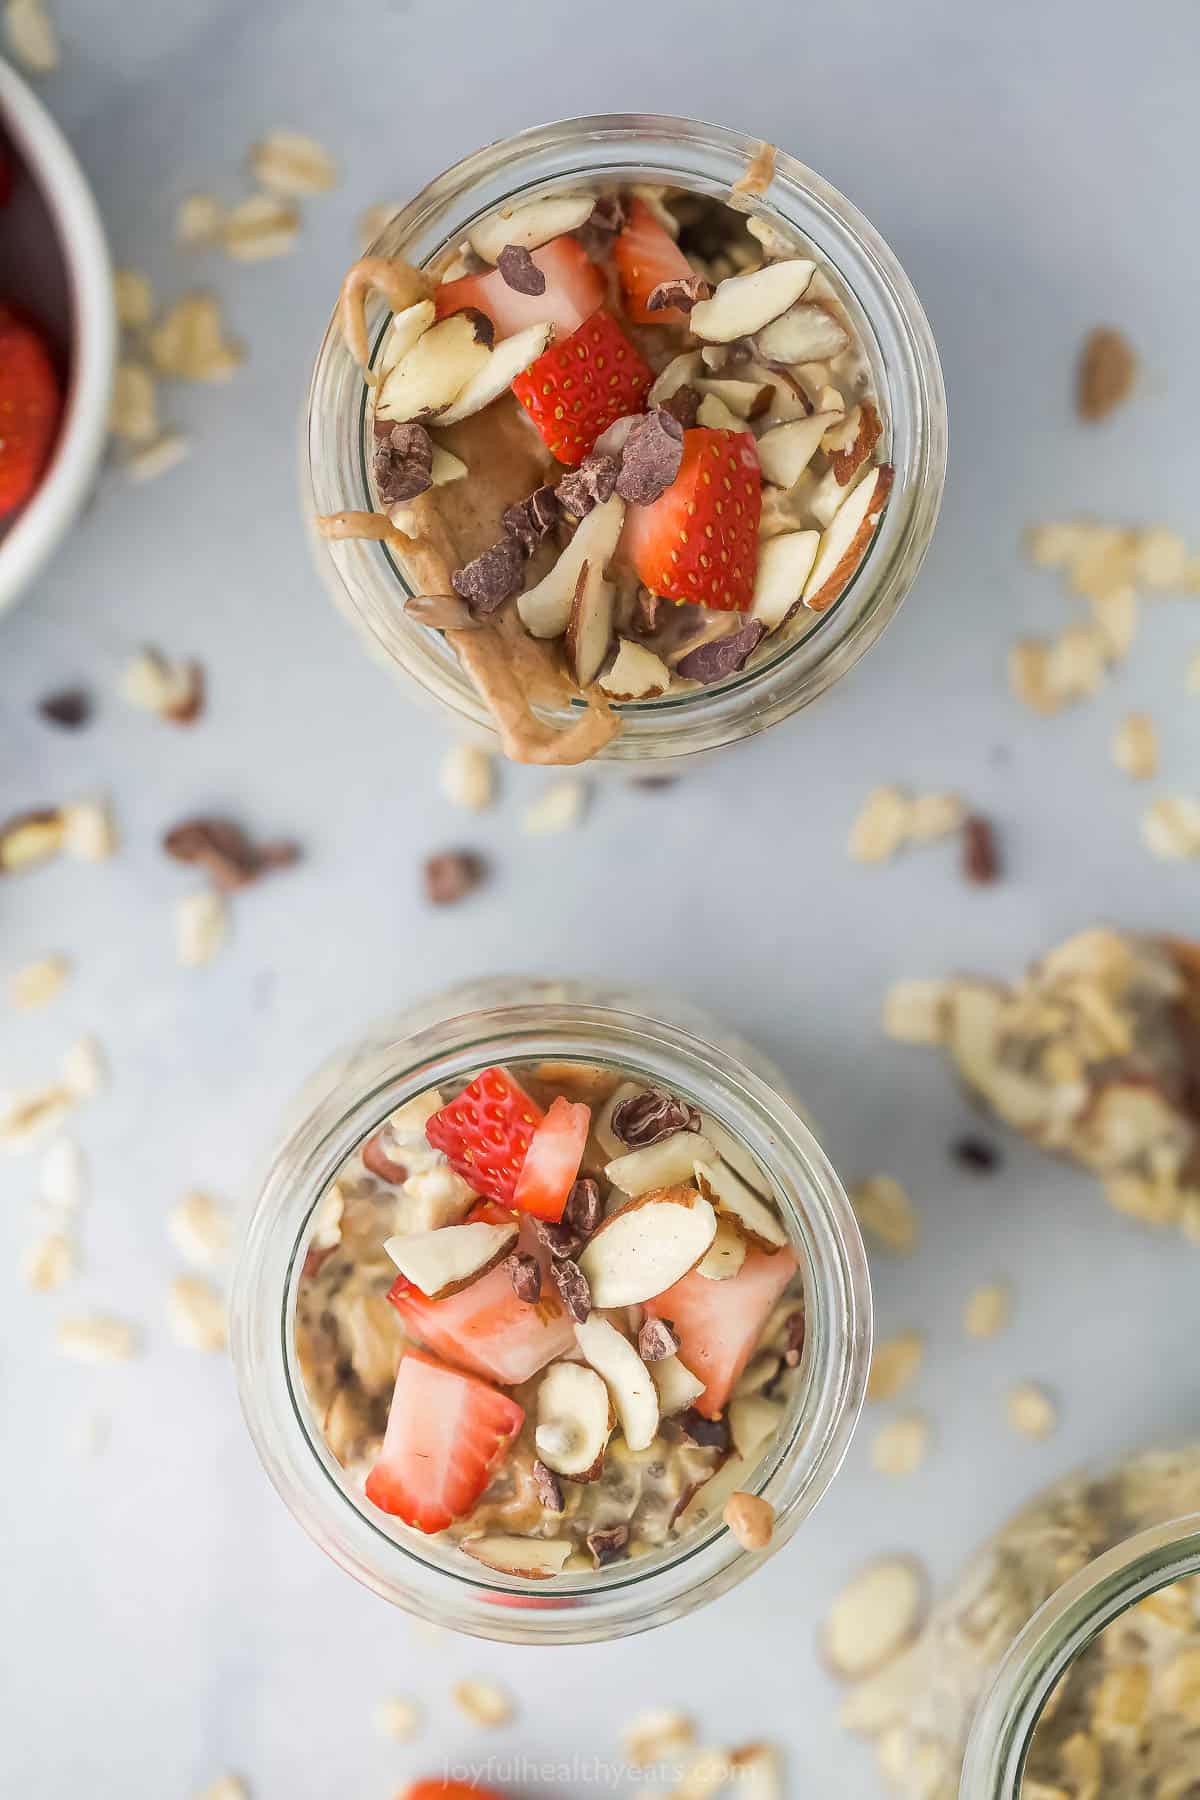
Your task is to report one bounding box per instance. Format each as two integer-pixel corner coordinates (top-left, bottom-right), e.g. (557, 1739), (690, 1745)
(230, 981), (871, 1642)
(960, 1505), (1200, 1798)
(304, 112), (947, 762)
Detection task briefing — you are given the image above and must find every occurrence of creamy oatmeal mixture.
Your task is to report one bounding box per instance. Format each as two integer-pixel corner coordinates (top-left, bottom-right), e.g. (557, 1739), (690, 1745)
(295, 1059), (804, 1577)
(836, 1446), (1200, 1798)
(318, 145), (891, 764)
(908, 929), (1200, 1236)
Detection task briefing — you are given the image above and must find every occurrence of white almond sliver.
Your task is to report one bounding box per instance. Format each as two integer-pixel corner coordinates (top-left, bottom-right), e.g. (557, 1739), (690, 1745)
(460, 1536), (574, 1579)
(451, 1678), (515, 1727)
(372, 1696), (422, 1741)
(751, 530), (820, 627)
(908, 792), (966, 842)
(41, 1137), (85, 1210)
(375, 313), (491, 424)
(574, 1315), (658, 1451)
(696, 1215), (747, 1281)
(1111, 713), (1158, 780)
(468, 194), (596, 263)
(756, 302), (851, 366)
(194, 1778), (249, 1800)
(383, 1219), (516, 1299)
(10, 955), (69, 1010)
(696, 392), (745, 434)
(168, 1275), (227, 1352)
(622, 1708), (695, 1767)
(649, 1353), (706, 1416)
(109, 362), (159, 444)
(62, 1035), (105, 1098)
(1142, 795), (1200, 861)
(728, 1743), (784, 1800)
(851, 1176), (919, 1254)
(848, 786), (913, 863)
(728, 1393), (782, 1462)
(251, 129), (338, 197)
(518, 495), (626, 638)
(23, 1230), (74, 1291)
(1008, 1381), (1057, 1439)
(823, 1557), (928, 1679)
(177, 891), (227, 966)
(169, 1190), (231, 1264)
(438, 322), (553, 425)
(62, 797), (117, 861)
(114, 269), (154, 329)
(867, 1331), (923, 1401)
(522, 780), (587, 837)
(693, 1158), (788, 1249)
(755, 415), (835, 488)
(57, 1315), (140, 1363)
(605, 1130), (717, 1197)
(689, 260), (816, 343)
(579, 1189), (717, 1306)
(598, 639), (670, 700)
(440, 743), (495, 812)
(649, 351), (703, 406)
(430, 444), (467, 486)
(376, 300), (437, 382)
(964, 1281), (1011, 1339)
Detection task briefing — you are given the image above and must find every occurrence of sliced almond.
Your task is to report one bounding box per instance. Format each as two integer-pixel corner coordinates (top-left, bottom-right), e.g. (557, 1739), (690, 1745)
(696, 393), (746, 435)
(728, 1393), (783, 1462)
(750, 530), (821, 628)
(809, 457), (869, 529)
(605, 1130), (717, 1198)
(823, 400), (883, 487)
(696, 378), (774, 419)
(623, 1709), (696, 1767)
(460, 1535), (573, 1579)
(518, 495), (625, 639)
(579, 1185), (717, 1307)
(535, 1359), (613, 1478)
(649, 1353), (706, 1416)
(437, 322), (552, 426)
(696, 1215), (748, 1281)
(756, 301), (851, 366)
(593, 1080), (646, 1160)
(755, 415), (838, 489)
(649, 350), (703, 406)
(693, 1159), (788, 1251)
(383, 1219), (516, 1298)
(376, 299), (436, 381)
(375, 313), (492, 424)
(690, 260), (816, 343)
(728, 1743), (784, 1800)
(697, 1113), (772, 1196)
(597, 639), (670, 701)
(822, 1557), (928, 1680)
(468, 194), (596, 263)
(430, 444), (467, 486)
(803, 464), (893, 613)
(565, 559), (615, 687)
(574, 1315), (659, 1451)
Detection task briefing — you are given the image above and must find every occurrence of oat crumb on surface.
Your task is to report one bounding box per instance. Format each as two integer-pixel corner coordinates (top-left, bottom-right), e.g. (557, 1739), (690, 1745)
(851, 1175), (919, 1255)
(1007, 1381), (1057, 1439)
(451, 1678), (515, 1727)
(372, 1696), (421, 1741)
(870, 1412), (931, 1477)
(867, 1331), (924, 1401)
(9, 955), (69, 1010)
(56, 1315), (139, 1363)
(168, 1276), (228, 1352)
(522, 780), (587, 836)
(964, 1282), (1012, 1339)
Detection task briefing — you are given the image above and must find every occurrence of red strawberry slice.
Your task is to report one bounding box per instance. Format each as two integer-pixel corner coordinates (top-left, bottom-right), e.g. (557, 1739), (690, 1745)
(387, 1236), (575, 1385)
(645, 1244), (798, 1418)
(434, 235), (605, 341)
(621, 427), (761, 611)
(0, 307), (62, 517)
(511, 307), (653, 467)
(426, 1065), (544, 1207)
(404, 1784), (507, 1800)
(614, 196), (698, 325)
(512, 1095), (590, 1222)
(365, 1349), (524, 1532)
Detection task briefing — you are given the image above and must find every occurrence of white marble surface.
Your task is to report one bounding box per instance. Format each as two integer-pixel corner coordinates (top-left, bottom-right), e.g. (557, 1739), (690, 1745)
(3, 2), (1200, 1793)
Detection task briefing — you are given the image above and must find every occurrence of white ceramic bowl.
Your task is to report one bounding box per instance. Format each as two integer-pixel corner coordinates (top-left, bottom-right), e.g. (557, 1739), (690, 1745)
(0, 57), (115, 612)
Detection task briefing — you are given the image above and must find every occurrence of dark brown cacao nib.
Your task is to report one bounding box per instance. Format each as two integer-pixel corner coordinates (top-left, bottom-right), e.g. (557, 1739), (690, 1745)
(564, 1176), (603, 1238)
(502, 484), (560, 554)
(549, 1257), (591, 1323)
(675, 620), (766, 684)
(532, 1459), (565, 1512)
(637, 1316), (680, 1362)
(587, 1523), (630, 1566)
(507, 1252), (543, 1305)
(615, 408), (684, 506)
(610, 1087), (701, 1148)
(450, 537), (526, 612)
(496, 244), (547, 295)
(555, 452), (619, 518)
(372, 421), (434, 504)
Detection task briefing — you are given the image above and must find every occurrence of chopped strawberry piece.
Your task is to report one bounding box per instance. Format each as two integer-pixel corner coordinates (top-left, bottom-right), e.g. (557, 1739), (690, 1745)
(365, 1349), (523, 1532)
(621, 427), (761, 611)
(434, 235), (605, 341)
(614, 196), (697, 325)
(645, 1245), (798, 1418)
(387, 1237), (575, 1385)
(404, 1784), (506, 1800)
(512, 1095), (590, 1222)
(511, 307), (653, 467)
(0, 308), (62, 516)
(426, 1065), (544, 1206)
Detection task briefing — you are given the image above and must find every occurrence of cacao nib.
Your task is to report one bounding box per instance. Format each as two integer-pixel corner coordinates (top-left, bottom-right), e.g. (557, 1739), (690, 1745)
(676, 1408), (731, 1451)
(549, 1257), (591, 1323)
(502, 484), (560, 555)
(423, 849), (487, 905)
(496, 244), (547, 295)
(531, 1458), (565, 1513)
(372, 421), (433, 504)
(451, 537), (526, 613)
(638, 1316), (680, 1362)
(565, 1176), (603, 1238)
(555, 452), (620, 518)
(610, 1087), (701, 1148)
(586, 1523), (630, 1567)
(675, 621), (766, 685)
(507, 1252), (542, 1305)
(615, 408), (684, 506)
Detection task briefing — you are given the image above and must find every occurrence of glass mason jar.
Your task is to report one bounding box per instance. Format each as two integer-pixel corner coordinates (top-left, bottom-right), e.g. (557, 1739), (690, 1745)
(230, 977), (871, 1644)
(304, 113), (947, 764)
(843, 1442), (1200, 1798)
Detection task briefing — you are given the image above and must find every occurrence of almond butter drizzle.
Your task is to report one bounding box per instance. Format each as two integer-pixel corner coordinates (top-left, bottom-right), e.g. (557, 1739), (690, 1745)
(337, 255), (432, 371)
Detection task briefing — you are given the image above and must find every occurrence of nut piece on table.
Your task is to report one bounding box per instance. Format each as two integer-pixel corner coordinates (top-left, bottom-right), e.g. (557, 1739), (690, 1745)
(723, 1489), (775, 1550)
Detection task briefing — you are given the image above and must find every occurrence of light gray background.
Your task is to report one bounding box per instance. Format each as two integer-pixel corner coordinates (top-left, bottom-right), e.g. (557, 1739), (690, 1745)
(3, 2), (1199, 1794)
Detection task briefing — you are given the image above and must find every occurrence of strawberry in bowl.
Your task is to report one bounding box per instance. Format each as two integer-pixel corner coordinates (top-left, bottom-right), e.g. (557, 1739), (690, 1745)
(293, 1058), (810, 1580)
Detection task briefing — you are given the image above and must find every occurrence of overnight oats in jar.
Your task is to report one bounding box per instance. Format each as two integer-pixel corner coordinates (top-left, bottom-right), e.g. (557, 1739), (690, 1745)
(231, 979), (870, 1642)
(306, 115), (946, 765)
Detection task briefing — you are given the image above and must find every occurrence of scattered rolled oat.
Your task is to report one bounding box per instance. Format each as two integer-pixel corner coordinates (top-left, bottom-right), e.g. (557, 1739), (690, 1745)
(223, 193), (300, 261)
(372, 1696), (421, 1741)
(423, 849), (487, 905)
(41, 1137), (85, 1210)
(62, 1035), (105, 1097)
(1142, 795), (1200, 860)
(1007, 1381), (1057, 1439)
(439, 743), (495, 812)
(9, 954), (69, 1011)
(0, 808), (65, 872)
(1134, 526), (1188, 591)
(728, 1743), (784, 1800)
(522, 781), (587, 836)
(908, 792), (966, 843)
(823, 1557), (928, 1680)
(357, 202), (400, 252)
(193, 1779), (249, 1800)
(169, 1191), (231, 1264)
(56, 1315), (139, 1363)
(1076, 327), (1137, 422)
(870, 1412), (930, 1477)
(867, 1331), (923, 1401)
(113, 268), (154, 329)
(168, 1275), (227, 1352)
(723, 1490), (774, 1550)
(23, 1230), (74, 1292)
(149, 292), (242, 382)
(1111, 712), (1158, 780)
(963, 1281), (1012, 1339)
(250, 129), (338, 197)
(4, 0), (58, 71)
(674, 1748), (733, 1800)
(851, 1176), (919, 1256)
(108, 362), (159, 444)
(1187, 649), (1200, 694)
(881, 979), (950, 1045)
(176, 891), (228, 966)
(622, 1708), (695, 1767)
(62, 797), (117, 861)
(176, 193), (225, 247)
(126, 433), (191, 484)
(0, 1082), (74, 1150)
(1008, 639), (1057, 715)
(848, 787), (913, 863)
(451, 1678), (514, 1727)
(1089, 586), (1138, 661)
